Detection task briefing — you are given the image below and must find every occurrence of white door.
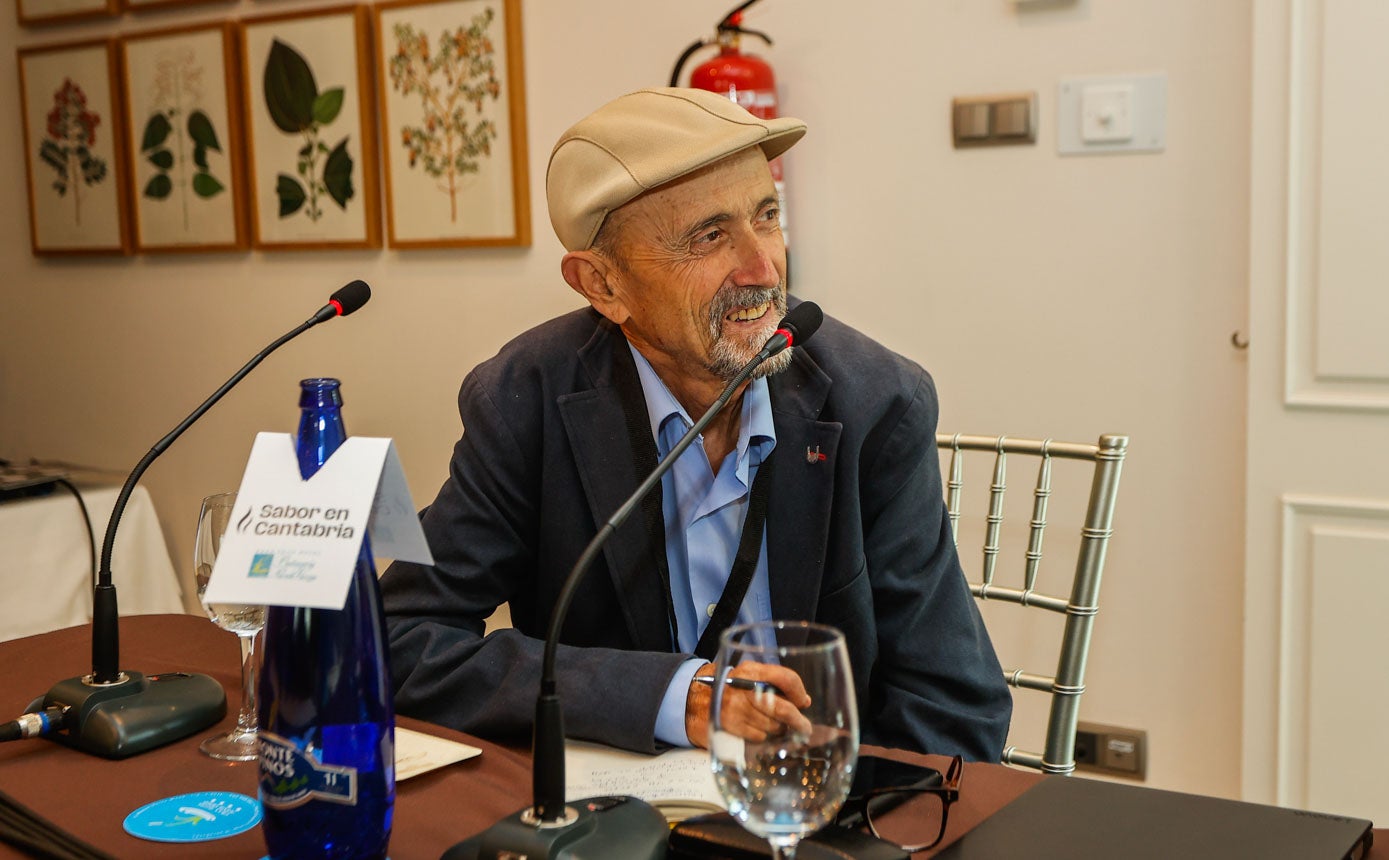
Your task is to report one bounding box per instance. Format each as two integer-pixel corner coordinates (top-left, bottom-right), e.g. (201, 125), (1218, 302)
(1244, 0), (1389, 821)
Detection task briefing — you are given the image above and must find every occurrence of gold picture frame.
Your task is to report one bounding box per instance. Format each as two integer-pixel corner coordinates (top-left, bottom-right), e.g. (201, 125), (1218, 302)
(18, 38), (131, 255)
(373, 0), (529, 248)
(121, 0), (234, 11)
(239, 4), (382, 250)
(16, 0), (118, 27)
(120, 22), (250, 252)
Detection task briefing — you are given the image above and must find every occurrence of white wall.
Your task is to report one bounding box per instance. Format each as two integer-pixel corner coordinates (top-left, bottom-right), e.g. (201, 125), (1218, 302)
(0, 1), (1250, 799)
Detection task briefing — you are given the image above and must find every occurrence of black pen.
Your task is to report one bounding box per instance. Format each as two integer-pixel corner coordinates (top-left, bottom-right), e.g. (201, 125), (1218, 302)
(692, 675), (787, 698)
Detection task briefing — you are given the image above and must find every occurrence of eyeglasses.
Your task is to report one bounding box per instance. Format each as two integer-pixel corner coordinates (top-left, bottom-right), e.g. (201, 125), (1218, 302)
(838, 755), (963, 854)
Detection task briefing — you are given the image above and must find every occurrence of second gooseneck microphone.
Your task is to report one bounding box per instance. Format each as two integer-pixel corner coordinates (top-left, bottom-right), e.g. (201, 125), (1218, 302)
(447, 301), (824, 860)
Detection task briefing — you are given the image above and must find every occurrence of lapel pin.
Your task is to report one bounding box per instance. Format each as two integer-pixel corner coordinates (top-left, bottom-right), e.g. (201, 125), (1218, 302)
(806, 445), (826, 464)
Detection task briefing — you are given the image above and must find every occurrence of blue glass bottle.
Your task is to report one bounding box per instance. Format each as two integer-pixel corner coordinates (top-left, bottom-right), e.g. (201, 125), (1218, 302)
(258, 378), (395, 860)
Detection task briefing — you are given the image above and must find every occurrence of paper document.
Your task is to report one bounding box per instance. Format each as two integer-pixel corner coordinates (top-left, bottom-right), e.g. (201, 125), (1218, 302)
(396, 727), (482, 781)
(565, 740), (726, 822)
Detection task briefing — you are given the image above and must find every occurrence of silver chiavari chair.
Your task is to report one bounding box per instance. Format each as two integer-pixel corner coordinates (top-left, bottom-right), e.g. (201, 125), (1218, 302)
(936, 433), (1128, 775)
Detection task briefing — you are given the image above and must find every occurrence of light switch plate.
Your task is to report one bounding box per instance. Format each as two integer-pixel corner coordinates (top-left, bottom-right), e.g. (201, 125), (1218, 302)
(1058, 73), (1166, 155)
(1080, 83), (1134, 142)
(952, 92), (1037, 148)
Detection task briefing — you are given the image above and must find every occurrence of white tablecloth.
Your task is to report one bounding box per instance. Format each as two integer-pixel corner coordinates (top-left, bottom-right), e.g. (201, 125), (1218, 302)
(0, 484), (185, 642)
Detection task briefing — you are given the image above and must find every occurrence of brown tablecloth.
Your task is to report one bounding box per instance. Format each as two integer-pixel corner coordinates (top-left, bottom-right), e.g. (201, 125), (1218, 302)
(0, 616), (1380, 859)
(0, 615), (533, 859)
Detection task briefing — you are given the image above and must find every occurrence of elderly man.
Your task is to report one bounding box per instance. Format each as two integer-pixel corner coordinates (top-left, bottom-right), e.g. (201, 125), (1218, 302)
(379, 88), (1011, 761)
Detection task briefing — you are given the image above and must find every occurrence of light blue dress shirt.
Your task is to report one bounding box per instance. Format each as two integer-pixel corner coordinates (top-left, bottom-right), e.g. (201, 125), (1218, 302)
(626, 345), (777, 747)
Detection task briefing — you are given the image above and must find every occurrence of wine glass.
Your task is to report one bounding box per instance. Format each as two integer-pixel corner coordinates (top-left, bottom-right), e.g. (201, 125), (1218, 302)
(709, 620), (860, 860)
(194, 491), (266, 761)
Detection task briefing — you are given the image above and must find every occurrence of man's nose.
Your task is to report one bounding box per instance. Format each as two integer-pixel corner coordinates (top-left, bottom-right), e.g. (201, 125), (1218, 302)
(730, 232), (782, 287)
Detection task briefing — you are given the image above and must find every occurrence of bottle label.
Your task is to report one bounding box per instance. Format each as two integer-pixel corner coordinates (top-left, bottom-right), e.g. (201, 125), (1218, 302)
(259, 731), (358, 809)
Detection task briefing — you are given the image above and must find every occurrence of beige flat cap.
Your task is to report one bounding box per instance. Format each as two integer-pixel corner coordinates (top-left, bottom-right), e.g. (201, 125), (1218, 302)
(546, 87), (807, 251)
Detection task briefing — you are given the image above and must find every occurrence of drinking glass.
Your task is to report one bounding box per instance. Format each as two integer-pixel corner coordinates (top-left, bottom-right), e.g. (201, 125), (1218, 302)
(194, 491), (266, 761)
(709, 620), (860, 860)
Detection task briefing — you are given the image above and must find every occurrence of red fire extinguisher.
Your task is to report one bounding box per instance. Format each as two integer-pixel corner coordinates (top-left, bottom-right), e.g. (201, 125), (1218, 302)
(671, 1), (791, 244)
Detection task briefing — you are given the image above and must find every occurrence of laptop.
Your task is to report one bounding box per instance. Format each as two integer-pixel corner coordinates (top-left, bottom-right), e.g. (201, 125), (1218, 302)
(934, 774), (1373, 860)
(0, 465), (67, 502)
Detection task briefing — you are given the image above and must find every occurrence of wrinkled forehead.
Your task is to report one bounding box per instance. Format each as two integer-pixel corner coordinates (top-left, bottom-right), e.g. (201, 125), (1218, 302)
(605, 148), (778, 241)
(602, 147), (783, 254)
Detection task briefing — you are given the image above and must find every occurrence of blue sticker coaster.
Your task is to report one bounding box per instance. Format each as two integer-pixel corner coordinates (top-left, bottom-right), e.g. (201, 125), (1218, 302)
(123, 792), (262, 843)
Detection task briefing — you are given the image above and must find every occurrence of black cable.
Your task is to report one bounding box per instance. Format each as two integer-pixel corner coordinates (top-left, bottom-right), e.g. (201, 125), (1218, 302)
(52, 479), (95, 591)
(0, 787), (118, 860)
(0, 707), (69, 744)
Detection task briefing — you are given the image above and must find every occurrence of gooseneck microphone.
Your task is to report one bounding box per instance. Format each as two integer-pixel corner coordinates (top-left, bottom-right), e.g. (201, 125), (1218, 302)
(446, 301), (823, 860)
(19, 281), (371, 759)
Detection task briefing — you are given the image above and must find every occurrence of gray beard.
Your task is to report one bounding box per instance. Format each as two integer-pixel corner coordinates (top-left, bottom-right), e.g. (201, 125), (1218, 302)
(705, 286), (791, 382)
(745, 347), (794, 380)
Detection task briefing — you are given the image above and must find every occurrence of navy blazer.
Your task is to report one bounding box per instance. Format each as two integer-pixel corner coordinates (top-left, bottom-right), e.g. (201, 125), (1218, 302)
(380, 306), (1011, 760)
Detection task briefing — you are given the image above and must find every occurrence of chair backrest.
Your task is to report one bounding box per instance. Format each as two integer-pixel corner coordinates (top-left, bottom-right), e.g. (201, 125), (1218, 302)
(936, 433), (1128, 775)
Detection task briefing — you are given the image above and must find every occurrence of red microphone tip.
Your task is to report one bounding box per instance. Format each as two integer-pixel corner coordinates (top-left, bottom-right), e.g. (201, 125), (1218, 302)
(775, 327), (793, 346)
(328, 299), (345, 317)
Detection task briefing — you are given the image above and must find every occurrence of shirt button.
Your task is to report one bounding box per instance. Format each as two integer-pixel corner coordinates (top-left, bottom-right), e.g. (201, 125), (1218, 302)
(706, 603), (718, 618)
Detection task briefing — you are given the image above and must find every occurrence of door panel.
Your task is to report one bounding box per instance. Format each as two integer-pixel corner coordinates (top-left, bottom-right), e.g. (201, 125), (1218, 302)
(1245, 0), (1389, 818)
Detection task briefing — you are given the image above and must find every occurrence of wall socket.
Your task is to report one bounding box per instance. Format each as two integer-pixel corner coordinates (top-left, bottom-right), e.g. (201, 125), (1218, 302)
(1074, 721), (1147, 779)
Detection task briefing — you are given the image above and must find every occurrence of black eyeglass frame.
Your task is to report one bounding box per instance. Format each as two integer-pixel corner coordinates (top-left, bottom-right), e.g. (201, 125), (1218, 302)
(852, 754), (964, 854)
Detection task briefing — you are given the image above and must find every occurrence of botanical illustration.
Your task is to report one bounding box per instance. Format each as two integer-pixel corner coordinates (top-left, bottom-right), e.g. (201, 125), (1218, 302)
(263, 39), (354, 222)
(139, 49), (226, 230)
(38, 79), (107, 226)
(387, 5), (500, 223)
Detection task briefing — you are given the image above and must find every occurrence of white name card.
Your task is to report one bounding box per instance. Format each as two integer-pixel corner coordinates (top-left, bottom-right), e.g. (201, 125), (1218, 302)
(202, 432), (433, 610)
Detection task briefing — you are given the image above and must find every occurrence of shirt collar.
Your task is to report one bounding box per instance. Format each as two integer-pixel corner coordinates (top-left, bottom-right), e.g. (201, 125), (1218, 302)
(627, 343), (776, 459)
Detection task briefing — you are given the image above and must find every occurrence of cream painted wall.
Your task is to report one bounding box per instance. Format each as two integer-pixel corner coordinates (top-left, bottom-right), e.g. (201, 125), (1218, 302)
(0, 1), (1249, 799)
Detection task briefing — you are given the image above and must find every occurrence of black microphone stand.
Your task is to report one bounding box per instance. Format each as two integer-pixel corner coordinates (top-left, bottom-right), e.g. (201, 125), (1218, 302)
(446, 302), (822, 860)
(26, 283), (370, 758)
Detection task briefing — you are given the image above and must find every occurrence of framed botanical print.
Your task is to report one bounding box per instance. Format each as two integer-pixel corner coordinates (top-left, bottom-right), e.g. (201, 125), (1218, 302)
(239, 5), (381, 250)
(121, 23), (249, 252)
(373, 0), (529, 248)
(18, 39), (130, 255)
(16, 0), (118, 27)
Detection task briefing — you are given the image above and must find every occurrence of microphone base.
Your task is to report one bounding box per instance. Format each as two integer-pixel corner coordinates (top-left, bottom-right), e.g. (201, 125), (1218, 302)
(28, 670), (227, 759)
(441, 796), (668, 860)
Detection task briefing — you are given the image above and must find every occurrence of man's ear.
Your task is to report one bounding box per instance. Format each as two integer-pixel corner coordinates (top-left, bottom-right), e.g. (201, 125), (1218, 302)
(561, 251), (630, 325)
